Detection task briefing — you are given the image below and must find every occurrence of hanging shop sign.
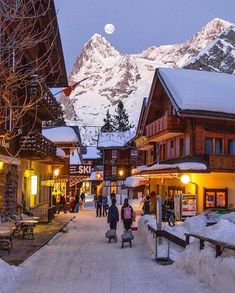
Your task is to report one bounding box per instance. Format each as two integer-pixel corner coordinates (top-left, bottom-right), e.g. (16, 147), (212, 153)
(69, 164), (92, 176)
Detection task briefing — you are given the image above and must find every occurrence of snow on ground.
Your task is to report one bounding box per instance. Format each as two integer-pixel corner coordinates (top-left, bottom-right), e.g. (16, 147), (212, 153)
(1, 208), (213, 293)
(138, 213), (235, 293)
(0, 259), (21, 293)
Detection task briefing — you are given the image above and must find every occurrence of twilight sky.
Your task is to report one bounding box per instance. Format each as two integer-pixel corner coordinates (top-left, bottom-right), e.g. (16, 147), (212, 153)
(54, 0), (235, 74)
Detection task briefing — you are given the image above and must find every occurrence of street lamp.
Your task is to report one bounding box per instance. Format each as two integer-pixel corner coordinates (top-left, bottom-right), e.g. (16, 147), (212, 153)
(53, 168), (60, 177)
(119, 169), (124, 205)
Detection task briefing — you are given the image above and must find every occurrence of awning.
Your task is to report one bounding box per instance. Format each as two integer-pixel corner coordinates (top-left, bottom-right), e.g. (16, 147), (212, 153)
(125, 176), (149, 188)
(0, 154), (21, 165)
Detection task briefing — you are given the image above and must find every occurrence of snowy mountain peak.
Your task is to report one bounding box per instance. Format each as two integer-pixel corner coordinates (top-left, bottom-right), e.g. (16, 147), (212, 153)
(83, 33), (119, 58)
(70, 33), (120, 80)
(60, 18), (235, 145)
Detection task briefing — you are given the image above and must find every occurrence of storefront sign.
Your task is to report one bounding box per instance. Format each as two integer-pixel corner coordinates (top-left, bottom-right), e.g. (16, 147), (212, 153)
(182, 194), (197, 217)
(31, 175), (37, 195)
(69, 164), (92, 176)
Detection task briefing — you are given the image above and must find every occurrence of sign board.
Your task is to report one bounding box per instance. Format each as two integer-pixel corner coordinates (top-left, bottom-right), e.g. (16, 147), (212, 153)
(182, 194), (197, 218)
(41, 178), (68, 187)
(69, 164), (92, 176)
(174, 194), (181, 221)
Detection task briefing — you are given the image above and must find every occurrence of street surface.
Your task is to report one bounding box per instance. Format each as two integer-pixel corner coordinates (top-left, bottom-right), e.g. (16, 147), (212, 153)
(10, 208), (213, 293)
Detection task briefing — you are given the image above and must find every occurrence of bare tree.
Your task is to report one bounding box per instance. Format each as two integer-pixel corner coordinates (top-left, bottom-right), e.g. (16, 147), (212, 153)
(0, 0), (63, 158)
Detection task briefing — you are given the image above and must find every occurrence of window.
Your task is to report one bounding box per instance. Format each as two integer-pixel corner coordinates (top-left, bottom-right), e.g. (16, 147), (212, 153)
(131, 149), (138, 156)
(170, 140), (175, 158)
(204, 188), (228, 209)
(215, 138), (223, 154)
(180, 138), (184, 157)
(229, 140), (235, 155)
(205, 138), (213, 154)
(160, 143), (166, 160)
(112, 150), (117, 159)
(112, 166), (116, 175)
(205, 137), (224, 155)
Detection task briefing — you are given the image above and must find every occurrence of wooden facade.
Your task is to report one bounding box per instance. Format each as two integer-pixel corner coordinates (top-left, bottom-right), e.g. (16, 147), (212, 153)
(99, 144), (145, 197)
(134, 68), (235, 212)
(0, 0), (68, 215)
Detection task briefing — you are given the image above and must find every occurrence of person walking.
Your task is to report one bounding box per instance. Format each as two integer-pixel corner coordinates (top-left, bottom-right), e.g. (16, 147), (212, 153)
(70, 194), (75, 213)
(80, 192), (85, 203)
(121, 198), (133, 231)
(74, 192), (80, 213)
(107, 198), (119, 231)
(96, 194), (102, 217)
(102, 195), (108, 217)
(110, 190), (116, 201)
(58, 194), (66, 214)
(143, 196), (151, 215)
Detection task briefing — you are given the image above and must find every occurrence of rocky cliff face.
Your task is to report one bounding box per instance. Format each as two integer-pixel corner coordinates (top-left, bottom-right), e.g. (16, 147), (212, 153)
(59, 18), (234, 145)
(184, 25), (235, 74)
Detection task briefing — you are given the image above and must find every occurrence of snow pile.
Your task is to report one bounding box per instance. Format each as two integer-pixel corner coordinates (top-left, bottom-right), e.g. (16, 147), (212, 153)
(139, 213), (235, 292)
(0, 259), (21, 292)
(183, 214), (208, 233)
(97, 130), (136, 148)
(124, 176), (147, 188)
(132, 161), (207, 175)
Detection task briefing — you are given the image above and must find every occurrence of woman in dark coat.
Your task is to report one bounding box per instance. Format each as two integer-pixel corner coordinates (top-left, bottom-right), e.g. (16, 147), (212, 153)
(107, 198), (119, 230)
(143, 196), (151, 215)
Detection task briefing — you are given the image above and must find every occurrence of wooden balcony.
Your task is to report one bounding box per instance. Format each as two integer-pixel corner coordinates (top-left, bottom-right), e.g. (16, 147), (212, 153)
(38, 88), (62, 121)
(146, 115), (184, 142)
(20, 133), (57, 160)
(209, 155), (235, 171)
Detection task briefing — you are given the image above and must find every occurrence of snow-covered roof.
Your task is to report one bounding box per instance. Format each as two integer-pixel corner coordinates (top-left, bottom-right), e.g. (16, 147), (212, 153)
(132, 162), (208, 175)
(56, 148), (66, 158)
(70, 149), (82, 164)
(158, 68), (235, 116)
(125, 176), (148, 188)
(82, 146), (100, 160)
(97, 130), (136, 148)
(42, 127), (79, 143)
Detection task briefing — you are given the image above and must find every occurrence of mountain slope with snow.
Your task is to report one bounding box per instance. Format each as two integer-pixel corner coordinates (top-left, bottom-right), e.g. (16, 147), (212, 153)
(59, 18), (234, 145)
(184, 25), (235, 74)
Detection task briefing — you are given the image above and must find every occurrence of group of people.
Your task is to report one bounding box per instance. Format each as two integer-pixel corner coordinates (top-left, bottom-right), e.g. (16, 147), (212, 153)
(69, 192), (85, 213)
(53, 192), (86, 214)
(107, 197), (134, 232)
(95, 194), (109, 217)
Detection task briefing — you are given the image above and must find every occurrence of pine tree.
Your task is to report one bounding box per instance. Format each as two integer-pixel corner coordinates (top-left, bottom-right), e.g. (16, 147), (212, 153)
(101, 109), (114, 132)
(113, 101), (133, 131)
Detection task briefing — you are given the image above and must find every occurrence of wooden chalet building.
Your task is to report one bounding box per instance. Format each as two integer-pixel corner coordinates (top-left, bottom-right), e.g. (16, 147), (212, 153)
(0, 0), (68, 217)
(134, 68), (235, 213)
(42, 126), (82, 202)
(97, 131), (145, 198)
(80, 146), (103, 195)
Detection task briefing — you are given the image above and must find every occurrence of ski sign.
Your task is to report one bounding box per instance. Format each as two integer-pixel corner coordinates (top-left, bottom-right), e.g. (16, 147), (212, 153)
(69, 164), (92, 176)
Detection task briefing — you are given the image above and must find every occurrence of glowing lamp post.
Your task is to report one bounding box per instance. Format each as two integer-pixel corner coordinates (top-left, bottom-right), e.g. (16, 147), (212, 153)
(119, 169), (124, 205)
(53, 168), (60, 177)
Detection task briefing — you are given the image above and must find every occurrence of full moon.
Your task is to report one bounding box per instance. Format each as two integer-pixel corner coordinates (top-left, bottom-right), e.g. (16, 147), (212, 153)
(104, 23), (115, 35)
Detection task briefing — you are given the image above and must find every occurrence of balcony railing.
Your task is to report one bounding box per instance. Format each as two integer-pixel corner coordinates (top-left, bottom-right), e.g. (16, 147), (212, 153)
(209, 154), (235, 170)
(20, 132), (56, 158)
(146, 115), (184, 139)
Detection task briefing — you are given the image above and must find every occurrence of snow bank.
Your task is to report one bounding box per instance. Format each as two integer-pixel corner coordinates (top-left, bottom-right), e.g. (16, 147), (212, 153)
(0, 259), (21, 292)
(176, 240), (235, 293)
(139, 213), (235, 292)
